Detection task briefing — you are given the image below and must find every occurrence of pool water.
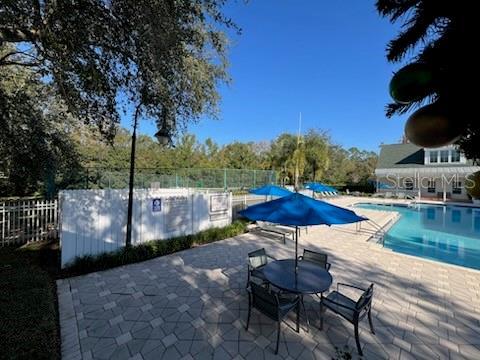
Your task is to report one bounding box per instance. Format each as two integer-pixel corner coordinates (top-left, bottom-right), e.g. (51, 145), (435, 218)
(356, 203), (480, 270)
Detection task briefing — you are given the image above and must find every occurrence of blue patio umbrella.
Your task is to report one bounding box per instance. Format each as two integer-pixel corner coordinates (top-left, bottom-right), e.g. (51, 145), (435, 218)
(239, 192), (367, 271)
(249, 184), (293, 197)
(305, 182), (337, 193)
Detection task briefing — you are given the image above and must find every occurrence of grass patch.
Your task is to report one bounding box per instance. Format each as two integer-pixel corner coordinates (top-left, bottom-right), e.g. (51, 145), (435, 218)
(0, 241), (60, 360)
(63, 220), (248, 277)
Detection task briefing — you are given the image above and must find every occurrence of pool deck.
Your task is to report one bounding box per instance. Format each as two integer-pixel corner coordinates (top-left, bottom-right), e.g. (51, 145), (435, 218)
(58, 196), (480, 359)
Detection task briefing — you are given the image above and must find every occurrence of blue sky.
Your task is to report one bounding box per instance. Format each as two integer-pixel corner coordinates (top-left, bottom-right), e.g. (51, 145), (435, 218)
(129, 0), (406, 153)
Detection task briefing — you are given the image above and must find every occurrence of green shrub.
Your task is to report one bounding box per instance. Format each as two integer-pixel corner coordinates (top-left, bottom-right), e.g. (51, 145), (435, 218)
(63, 220), (248, 277)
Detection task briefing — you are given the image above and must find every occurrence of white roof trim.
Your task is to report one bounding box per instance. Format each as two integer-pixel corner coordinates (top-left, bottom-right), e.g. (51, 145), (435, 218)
(375, 166), (480, 176)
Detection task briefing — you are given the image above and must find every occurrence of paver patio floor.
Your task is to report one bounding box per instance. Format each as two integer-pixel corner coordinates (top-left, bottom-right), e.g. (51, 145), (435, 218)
(58, 204), (480, 360)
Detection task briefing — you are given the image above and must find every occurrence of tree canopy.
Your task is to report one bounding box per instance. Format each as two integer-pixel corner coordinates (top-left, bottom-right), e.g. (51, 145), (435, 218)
(377, 0), (478, 161)
(0, 46), (81, 196)
(0, 0), (235, 140)
(0, 105), (378, 196)
(0, 2), (380, 197)
(64, 127), (377, 193)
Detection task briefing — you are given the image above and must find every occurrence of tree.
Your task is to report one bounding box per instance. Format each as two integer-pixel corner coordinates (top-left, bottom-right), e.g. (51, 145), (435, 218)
(344, 148), (377, 184)
(0, 0), (236, 138)
(376, 0), (478, 161)
(269, 134), (298, 184)
(0, 47), (81, 196)
(323, 145), (349, 185)
(287, 143), (306, 189)
(1, 1), (237, 245)
(174, 134), (204, 169)
(219, 142), (260, 169)
(304, 130), (330, 181)
(251, 141), (272, 170)
(204, 138), (220, 167)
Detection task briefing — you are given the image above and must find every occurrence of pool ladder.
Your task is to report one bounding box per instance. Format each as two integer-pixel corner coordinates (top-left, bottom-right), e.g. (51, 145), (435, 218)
(357, 219), (387, 245)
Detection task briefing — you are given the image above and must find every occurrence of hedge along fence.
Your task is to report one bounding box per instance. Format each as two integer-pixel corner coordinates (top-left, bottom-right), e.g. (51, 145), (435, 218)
(62, 220), (248, 277)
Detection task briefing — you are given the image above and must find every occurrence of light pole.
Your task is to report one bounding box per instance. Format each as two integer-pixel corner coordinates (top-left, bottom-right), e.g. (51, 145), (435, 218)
(125, 108), (172, 248)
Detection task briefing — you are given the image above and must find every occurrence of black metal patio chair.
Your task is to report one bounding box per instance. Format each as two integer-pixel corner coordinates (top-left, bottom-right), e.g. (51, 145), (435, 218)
(320, 283), (375, 356)
(246, 281), (300, 354)
(298, 249), (331, 271)
(297, 249), (332, 330)
(246, 248), (276, 288)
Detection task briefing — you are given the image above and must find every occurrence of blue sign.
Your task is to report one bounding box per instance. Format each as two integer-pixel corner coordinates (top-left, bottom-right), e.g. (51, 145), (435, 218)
(152, 198), (162, 212)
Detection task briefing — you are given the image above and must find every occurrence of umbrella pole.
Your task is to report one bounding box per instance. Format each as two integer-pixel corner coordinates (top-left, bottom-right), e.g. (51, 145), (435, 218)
(295, 226), (298, 273)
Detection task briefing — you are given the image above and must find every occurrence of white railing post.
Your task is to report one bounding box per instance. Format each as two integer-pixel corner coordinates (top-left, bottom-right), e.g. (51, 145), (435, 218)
(0, 198), (59, 246)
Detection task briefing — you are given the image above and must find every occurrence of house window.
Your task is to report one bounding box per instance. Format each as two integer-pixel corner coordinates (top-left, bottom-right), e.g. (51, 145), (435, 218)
(427, 179), (436, 193)
(453, 180), (462, 194)
(440, 150), (449, 163)
(429, 151), (438, 163)
(405, 179), (414, 190)
(451, 150), (461, 162)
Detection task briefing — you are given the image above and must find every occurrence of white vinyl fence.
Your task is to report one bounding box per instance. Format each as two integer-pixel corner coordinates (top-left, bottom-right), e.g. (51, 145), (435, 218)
(0, 198), (58, 246)
(59, 188), (232, 267)
(232, 195), (268, 220)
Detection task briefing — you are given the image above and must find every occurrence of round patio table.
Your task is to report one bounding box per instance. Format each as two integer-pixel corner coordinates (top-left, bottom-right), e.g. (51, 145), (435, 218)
(263, 259), (333, 294)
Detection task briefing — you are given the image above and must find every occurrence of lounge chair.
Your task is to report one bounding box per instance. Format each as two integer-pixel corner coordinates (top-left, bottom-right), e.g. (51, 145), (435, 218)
(246, 248), (276, 288)
(280, 224), (308, 236)
(320, 283), (375, 356)
(246, 282), (300, 354)
(256, 221), (294, 244)
(397, 192), (406, 199)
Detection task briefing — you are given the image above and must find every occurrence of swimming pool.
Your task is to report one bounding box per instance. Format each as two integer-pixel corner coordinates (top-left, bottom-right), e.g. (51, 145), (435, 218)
(355, 203), (480, 270)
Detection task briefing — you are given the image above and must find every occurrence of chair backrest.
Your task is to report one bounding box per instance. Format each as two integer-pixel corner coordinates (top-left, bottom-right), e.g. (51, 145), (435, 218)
(302, 249), (328, 269)
(249, 282), (279, 320)
(248, 248), (268, 269)
(355, 284), (374, 312)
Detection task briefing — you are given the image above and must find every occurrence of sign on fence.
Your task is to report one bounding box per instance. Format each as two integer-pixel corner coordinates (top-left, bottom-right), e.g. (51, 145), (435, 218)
(152, 198), (162, 212)
(59, 188), (232, 268)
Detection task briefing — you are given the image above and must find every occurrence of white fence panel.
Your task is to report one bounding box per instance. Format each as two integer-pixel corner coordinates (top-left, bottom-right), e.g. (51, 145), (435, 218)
(0, 198), (57, 246)
(59, 188), (232, 267)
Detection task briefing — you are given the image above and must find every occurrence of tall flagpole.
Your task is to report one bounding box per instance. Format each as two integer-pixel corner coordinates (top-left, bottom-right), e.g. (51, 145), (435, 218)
(295, 114), (301, 273)
(297, 112), (302, 142)
(294, 112), (302, 190)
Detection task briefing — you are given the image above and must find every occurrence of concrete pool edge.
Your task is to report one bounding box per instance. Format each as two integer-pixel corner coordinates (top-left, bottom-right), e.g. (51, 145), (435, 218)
(354, 198), (480, 209)
(353, 201), (480, 273)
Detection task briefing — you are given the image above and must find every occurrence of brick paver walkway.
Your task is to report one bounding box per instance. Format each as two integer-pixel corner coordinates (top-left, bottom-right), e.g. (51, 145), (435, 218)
(58, 205), (480, 360)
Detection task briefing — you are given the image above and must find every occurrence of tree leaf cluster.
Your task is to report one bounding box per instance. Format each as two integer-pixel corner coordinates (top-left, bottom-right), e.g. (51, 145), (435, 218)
(376, 0), (478, 161)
